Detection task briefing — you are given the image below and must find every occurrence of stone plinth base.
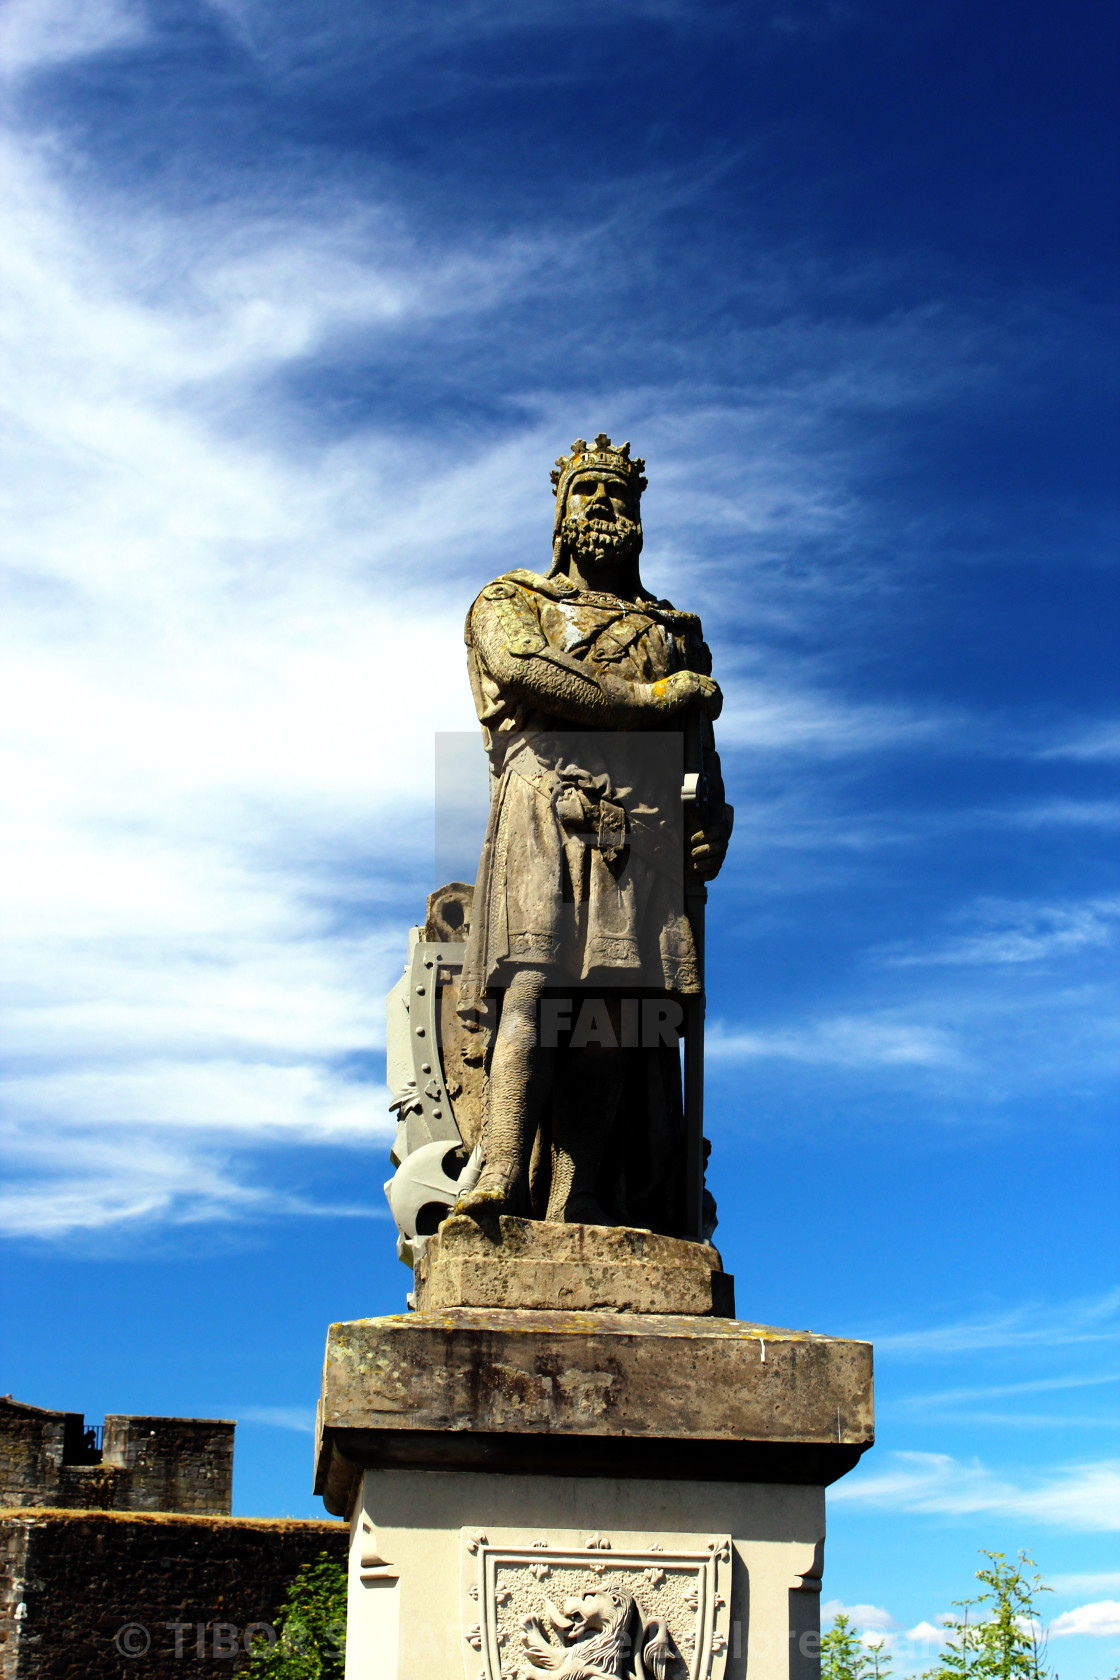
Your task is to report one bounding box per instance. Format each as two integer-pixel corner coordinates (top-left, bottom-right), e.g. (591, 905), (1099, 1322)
(347, 1466), (825, 1680)
(316, 1308), (873, 1679)
(414, 1215), (734, 1315)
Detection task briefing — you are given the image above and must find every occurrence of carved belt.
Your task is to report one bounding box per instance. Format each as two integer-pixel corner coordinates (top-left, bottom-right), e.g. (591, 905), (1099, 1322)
(549, 763), (627, 864)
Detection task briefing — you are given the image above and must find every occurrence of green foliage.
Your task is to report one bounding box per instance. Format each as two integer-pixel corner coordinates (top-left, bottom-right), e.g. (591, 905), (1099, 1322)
(922, 1552), (1052, 1680)
(866, 1635), (894, 1680)
(246, 1551), (346, 1679)
(823, 1612), (892, 1680)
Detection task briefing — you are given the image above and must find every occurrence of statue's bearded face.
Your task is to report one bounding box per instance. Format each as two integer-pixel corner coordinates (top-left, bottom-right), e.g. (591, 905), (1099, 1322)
(560, 471), (642, 571)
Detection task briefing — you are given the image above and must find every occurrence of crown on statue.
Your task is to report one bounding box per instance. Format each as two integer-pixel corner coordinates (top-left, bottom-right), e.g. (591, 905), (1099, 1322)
(550, 434), (648, 509)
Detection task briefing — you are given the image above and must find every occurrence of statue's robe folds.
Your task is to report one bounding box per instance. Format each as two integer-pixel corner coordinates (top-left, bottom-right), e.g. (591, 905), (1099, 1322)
(457, 568), (726, 1233)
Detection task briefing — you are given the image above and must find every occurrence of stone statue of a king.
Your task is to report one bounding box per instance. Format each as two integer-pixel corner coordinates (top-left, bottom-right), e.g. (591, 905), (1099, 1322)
(322, 447), (873, 1677)
(453, 434), (734, 1238)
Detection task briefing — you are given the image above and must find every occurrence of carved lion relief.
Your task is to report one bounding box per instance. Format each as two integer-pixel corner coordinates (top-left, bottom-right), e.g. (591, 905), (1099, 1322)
(460, 1528), (732, 1680)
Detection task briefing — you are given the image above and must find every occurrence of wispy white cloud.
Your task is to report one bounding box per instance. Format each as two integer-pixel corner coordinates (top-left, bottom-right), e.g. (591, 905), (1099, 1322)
(0, 125), (534, 1237)
(889, 1372), (1120, 1410)
(0, 1121), (389, 1238)
(1049, 1601), (1120, 1638)
(831, 1451), (1120, 1532)
(717, 684), (949, 756)
(0, 0), (144, 79)
(882, 896), (1120, 969)
(707, 1014), (960, 1069)
(904, 1621), (952, 1648)
(1, 1065), (394, 1143)
(198, 0), (851, 98)
(873, 1289), (1120, 1358)
(911, 1413), (1120, 1429)
(238, 1405), (317, 1434)
(822, 1602), (957, 1661)
(822, 1601), (896, 1632)
(1050, 1573), (1120, 1597)
(1003, 799), (1120, 830)
(1038, 722), (1120, 763)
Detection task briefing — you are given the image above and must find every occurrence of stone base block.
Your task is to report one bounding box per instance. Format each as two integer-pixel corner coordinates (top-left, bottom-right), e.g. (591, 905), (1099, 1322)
(318, 1307), (873, 1679)
(346, 1466), (826, 1680)
(414, 1215), (735, 1315)
(316, 1309), (872, 1515)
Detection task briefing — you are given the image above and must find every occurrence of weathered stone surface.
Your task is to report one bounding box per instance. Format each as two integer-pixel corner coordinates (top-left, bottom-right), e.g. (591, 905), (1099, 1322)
(385, 435), (737, 1257)
(315, 1309), (873, 1514)
(413, 1215), (735, 1315)
(0, 1398), (234, 1517)
(0, 1508), (345, 1678)
(346, 1472), (825, 1680)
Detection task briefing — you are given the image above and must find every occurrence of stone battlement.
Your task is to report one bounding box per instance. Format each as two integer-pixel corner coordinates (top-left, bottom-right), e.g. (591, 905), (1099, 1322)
(0, 1397), (234, 1517)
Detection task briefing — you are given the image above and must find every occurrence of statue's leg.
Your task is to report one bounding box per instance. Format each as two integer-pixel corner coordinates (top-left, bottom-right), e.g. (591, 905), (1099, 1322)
(546, 999), (628, 1225)
(455, 966), (552, 1219)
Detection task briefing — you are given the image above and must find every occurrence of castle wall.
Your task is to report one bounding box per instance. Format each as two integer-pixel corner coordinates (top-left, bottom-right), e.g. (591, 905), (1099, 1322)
(100, 1418), (234, 1516)
(0, 1402), (233, 1517)
(0, 1407), (70, 1510)
(0, 1509), (347, 1680)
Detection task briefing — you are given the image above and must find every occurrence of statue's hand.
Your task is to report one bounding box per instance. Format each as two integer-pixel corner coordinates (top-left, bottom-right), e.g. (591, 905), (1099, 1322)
(636, 670), (723, 721)
(691, 672), (723, 720)
(689, 803), (734, 882)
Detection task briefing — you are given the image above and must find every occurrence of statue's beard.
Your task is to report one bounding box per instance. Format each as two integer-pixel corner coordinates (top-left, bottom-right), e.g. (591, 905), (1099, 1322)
(560, 512), (642, 573)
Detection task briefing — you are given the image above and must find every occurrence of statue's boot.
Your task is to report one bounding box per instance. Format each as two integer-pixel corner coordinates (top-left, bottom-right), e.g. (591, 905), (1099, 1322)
(545, 1047), (626, 1224)
(454, 1166), (527, 1220)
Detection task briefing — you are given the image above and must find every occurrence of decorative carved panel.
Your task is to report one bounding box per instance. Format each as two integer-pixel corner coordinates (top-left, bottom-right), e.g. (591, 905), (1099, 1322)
(460, 1527), (731, 1680)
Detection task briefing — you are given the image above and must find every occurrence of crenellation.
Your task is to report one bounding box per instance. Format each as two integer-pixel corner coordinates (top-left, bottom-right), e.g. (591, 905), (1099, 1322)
(0, 1399), (234, 1517)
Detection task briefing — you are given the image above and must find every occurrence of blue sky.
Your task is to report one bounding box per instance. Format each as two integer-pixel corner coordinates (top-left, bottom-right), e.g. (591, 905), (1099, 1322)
(0, 0), (1117, 1668)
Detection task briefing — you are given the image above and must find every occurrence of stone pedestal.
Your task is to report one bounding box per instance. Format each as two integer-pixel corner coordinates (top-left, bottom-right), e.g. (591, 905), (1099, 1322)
(415, 1215), (735, 1317)
(315, 1293), (873, 1680)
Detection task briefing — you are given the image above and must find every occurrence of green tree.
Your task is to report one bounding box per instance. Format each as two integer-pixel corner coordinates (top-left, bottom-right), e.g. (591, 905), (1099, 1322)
(923, 1551), (1052, 1680)
(246, 1551), (346, 1679)
(866, 1634), (894, 1680)
(823, 1613), (892, 1680)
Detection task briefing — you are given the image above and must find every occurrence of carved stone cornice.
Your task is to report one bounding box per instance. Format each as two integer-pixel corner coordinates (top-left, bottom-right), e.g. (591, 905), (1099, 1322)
(314, 1310), (873, 1518)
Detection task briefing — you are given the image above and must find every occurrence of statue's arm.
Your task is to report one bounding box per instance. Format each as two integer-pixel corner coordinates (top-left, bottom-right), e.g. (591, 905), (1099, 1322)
(678, 625), (734, 881)
(470, 593), (721, 730)
(689, 709), (734, 882)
